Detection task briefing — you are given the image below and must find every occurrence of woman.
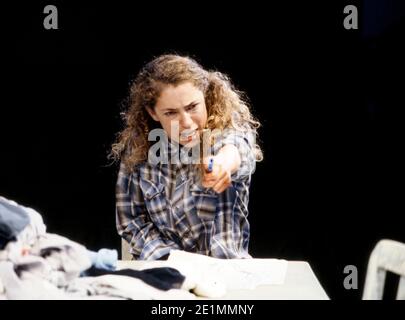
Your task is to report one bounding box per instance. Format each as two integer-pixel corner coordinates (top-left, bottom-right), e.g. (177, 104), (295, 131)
(110, 54), (262, 260)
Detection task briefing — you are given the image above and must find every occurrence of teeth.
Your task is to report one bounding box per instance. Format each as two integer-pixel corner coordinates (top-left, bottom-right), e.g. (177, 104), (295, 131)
(180, 130), (197, 139)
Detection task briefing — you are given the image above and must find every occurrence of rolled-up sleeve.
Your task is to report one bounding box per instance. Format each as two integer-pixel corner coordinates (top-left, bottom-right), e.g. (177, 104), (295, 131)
(115, 163), (180, 260)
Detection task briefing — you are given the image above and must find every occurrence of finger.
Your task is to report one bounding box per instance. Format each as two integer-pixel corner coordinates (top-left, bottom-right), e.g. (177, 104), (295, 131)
(203, 172), (215, 180)
(202, 179), (215, 188)
(212, 172), (229, 192)
(218, 176), (232, 193)
(218, 179), (232, 193)
(210, 170), (227, 187)
(204, 164), (219, 177)
(202, 175), (217, 186)
(204, 176), (220, 190)
(203, 171), (222, 187)
(203, 166), (221, 183)
(214, 178), (231, 193)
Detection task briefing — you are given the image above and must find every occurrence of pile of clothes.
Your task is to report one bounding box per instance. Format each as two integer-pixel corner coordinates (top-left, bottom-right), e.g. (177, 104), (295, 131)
(1, 196), (288, 300)
(0, 196), (197, 299)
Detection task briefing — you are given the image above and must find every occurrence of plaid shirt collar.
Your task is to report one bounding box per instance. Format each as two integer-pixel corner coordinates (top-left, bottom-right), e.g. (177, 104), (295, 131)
(150, 134), (202, 169)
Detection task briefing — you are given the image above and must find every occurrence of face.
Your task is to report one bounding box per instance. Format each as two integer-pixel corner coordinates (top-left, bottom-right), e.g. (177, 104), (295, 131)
(147, 82), (208, 146)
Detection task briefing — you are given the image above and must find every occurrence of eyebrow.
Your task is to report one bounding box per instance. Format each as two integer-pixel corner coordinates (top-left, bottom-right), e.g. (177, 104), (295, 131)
(162, 101), (198, 112)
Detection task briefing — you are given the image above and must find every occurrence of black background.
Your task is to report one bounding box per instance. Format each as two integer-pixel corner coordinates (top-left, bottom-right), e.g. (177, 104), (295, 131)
(1, 1), (404, 299)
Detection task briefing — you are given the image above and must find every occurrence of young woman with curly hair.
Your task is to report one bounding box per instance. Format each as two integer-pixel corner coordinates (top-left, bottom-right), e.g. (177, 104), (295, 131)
(110, 54), (262, 260)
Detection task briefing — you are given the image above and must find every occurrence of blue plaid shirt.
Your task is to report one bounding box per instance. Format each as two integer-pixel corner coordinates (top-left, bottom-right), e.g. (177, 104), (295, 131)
(116, 129), (257, 260)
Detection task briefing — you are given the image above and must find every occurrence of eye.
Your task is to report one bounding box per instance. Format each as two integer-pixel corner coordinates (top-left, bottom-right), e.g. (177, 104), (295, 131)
(186, 104), (198, 111)
(164, 111), (177, 117)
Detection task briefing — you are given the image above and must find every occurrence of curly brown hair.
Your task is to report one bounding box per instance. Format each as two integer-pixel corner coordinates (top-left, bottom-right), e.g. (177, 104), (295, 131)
(110, 54), (263, 173)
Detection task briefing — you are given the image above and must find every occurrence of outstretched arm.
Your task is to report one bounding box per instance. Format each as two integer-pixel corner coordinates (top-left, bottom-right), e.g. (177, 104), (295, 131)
(202, 144), (241, 193)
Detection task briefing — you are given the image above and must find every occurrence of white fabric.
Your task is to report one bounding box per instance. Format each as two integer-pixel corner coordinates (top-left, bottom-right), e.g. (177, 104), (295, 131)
(167, 250), (288, 290)
(0, 261), (70, 300)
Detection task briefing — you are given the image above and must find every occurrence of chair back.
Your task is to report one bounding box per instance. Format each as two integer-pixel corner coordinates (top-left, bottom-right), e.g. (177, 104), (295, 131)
(362, 239), (405, 299)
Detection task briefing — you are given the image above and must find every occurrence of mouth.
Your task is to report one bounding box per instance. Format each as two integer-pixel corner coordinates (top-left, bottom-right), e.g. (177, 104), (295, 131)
(180, 129), (198, 142)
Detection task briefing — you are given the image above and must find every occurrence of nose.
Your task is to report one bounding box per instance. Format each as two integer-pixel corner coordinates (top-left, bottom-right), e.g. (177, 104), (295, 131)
(179, 111), (193, 129)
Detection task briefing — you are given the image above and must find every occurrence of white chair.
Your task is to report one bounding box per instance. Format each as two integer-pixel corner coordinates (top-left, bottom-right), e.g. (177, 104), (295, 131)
(362, 239), (405, 300)
(121, 239), (133, 261)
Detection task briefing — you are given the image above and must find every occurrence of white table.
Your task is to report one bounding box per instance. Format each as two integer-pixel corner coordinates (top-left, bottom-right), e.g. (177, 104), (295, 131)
(117, 260), (329, 300)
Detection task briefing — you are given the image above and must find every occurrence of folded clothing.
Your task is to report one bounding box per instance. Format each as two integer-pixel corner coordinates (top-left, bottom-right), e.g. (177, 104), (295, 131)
(85, 267), (185, 291)
(0, 196), (194, 300)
